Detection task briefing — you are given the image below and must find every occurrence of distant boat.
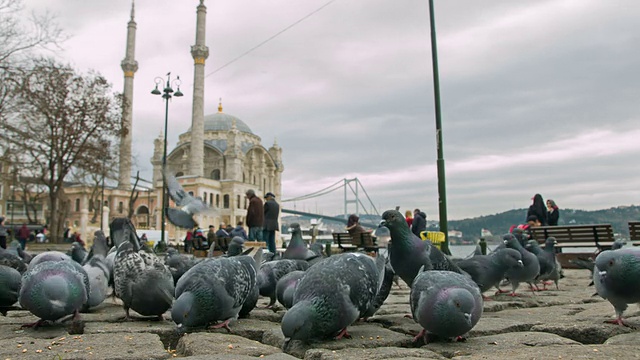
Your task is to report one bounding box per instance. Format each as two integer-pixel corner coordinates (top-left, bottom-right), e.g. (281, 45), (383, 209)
(281, 219), (334, 244)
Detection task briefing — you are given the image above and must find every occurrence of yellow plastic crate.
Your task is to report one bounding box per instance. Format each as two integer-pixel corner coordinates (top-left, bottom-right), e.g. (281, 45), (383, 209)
(420, 231), (445, 249)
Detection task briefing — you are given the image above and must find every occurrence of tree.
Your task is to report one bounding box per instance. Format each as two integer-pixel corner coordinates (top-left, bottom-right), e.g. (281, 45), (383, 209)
(0, 58), (122, 242)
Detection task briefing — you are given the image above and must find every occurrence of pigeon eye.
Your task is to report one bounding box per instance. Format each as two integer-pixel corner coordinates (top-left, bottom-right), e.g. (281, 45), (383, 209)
(455, 302), (461, 308)
(609, 259), (615, 266)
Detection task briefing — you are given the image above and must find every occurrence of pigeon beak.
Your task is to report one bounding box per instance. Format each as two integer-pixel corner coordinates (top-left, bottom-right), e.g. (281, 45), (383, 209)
(517, 260), (524, 267)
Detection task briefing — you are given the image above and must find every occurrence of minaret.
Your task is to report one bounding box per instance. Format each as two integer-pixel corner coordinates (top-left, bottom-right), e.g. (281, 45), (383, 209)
(188, 0), (209, 177)
(118, 0), (138, 189)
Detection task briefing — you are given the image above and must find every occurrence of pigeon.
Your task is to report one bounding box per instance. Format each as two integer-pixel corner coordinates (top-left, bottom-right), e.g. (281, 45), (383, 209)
(503, 233), (540, 296)
(172, 253), (259, 331)
(410, 269), (483, 343)
(19, 259), (89, 329)
(0, 264), (21, 315)
(526, 237), (560, 290)
(276, 270), (306, 309)
(361, 261), (396, 319)
(7, 240), (32, 263)
(570, 257), (595, 286)
(379, 209), (463, 287)
(0, 247), (27, 274)
(283, 223), (321, 262)
(237, 252), (261, 319)
(27, 251), (73, 272)
(165, 248), (202, 285)
(281, 252), (386, 345)
(593, 247), (640, 326)
(225, 236), (246, 257)
(308, 242), (326, 258)
(257, 259), (310, 308)
(453, 248), (523, 298)
(113, 218), (175, 320)
(612, 238), (627, 250)
(70, 242), (88, 264)
(81, 231), (111, 310)
(164, 169), (215, 229)
(110, 217), (141, 249)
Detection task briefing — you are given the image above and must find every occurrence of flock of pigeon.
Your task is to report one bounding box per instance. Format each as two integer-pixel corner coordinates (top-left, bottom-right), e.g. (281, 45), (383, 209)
(1, 208), (640, 349)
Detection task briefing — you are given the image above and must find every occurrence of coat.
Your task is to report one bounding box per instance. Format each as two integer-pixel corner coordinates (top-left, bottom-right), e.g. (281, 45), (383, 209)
(263, 198), (280, 232)
(246, 195), (264, 227)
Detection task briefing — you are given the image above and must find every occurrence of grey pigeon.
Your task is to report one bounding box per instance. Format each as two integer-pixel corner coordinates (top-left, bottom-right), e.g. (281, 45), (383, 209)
(593, 247), (640, 326)
(526, 238), (560, 290)
(569, 257), (595, 286)
(0, 265), (21, 315)
(503, 233), (540, 296)
(453, 248), (523, 298)
(380, 209), (463, 287)
(0, 247), (27, 274)
(283, 223), (321, 262)
(612, 238), (627, 250)
(19, 259), (89, 329)
(113, 219), (174, 320)
(7, 240), (32, 263)
(171, 253), (259, 331)
(164, 169), (215, 229)
(27, 251), (73, 272)
(109, 217), (141, 250)
(281, 252), (386, 345)
(237, 252), (261, 319)
(410, 269), (483, 343)
(225, 236), (246, 257)
(308, 242), (326, 258)
(69, 242), (88, 264)
(165, 248), (202, 285)
(257, 259), (310, 308)
(361, 261), (396, 319)
(276, 270), (306, 309)
(81, 231), (111, 310)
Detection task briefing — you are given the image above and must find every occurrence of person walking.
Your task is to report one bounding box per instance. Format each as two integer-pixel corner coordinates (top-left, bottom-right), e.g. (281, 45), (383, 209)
(17, 223), (30, 250)
(0, 217), (7, 249)
(230, 221), (248, 240)
(547, 199), (560, 226)
(245, 189), (264, 242)
(207, 225), (218, 251)
(262, 192), (280, 253)
(411, 209), (427, 238)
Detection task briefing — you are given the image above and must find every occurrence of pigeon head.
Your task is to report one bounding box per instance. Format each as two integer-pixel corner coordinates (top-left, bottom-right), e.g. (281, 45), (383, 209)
(494, 248), (523, 268)
(289, 223), (301, 234)
(380, 210), (410, 238)
(171, 291), (202, 328)
(525, 239), (541, 252)
(502, 233), (522, 250)
(281, 299), (316, 343)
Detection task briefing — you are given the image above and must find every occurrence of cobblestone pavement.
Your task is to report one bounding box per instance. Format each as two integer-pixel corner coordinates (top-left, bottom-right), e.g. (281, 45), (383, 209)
(2, 269), (640, 359)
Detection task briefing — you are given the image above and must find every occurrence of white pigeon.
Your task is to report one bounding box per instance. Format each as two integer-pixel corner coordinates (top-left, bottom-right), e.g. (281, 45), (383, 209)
(164, 169), (215, 229)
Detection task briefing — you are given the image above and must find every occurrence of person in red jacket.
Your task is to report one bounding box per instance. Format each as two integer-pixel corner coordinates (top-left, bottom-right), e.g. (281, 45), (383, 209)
(18, 224), (30, 250)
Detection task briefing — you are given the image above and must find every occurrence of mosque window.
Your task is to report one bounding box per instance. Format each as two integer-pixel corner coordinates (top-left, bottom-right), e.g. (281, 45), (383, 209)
(263, 179), (266, 192)
(188, 191), (194, 196)
(176, 172), (184, 177)
(236, 195), (241, 209)
(216, 194), (220, 207)
(118, 202), (124, 214)
(75, 198), (80, 212)
(137, 206), (149, 215)
(203, 191), (207, 202)
(223, 195), (230, 209)
(211, 169), (221, 180)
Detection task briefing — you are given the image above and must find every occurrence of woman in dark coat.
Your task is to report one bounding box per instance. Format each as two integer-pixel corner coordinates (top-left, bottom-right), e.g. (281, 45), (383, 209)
(527, 194), (548, 226)
(546, 199), (560, 226)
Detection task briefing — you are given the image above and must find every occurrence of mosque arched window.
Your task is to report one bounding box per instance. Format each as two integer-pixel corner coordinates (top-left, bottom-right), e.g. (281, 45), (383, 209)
(75, 199), (80, 212)
(223, 194), (230, 209)
(136, 206), (149, 215)
(209, 193), (213, 206)
(216, 194), (220, 207)
(236, 195), (241, 209)
(118, 201), (124, 214)
(175, 172), (184, 177)
(210, 169), (221, 180)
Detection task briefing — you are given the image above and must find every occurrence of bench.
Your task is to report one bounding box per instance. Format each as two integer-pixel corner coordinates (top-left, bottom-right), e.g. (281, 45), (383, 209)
(629, 221), (640, 242)
(26, 243), (72, 253)
(529, 224), (615, 252)
(331, 232), (384, 254)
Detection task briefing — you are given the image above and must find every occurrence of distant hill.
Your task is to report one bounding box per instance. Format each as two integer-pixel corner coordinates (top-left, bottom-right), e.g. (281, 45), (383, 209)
(449, 205), (640, 241)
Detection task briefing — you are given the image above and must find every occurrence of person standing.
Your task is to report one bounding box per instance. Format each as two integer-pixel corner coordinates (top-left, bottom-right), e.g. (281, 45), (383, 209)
(231, 221), (248, 240)
(18, 223), (30, 250)
(411, 209), (427, 238)
(245, 189), (264, 242)
(207, 225), (218, 251)
(547, 199), (560, 226)
(262, 192), (280, 253)
(527, 194), (548, 226)
(184, 228), (194, 254)
(0, 217), (7, 249)
(405, 210), (414, 228)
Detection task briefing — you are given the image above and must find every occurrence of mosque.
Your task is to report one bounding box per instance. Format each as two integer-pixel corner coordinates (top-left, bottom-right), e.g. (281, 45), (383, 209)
(62, 0), (284, 243)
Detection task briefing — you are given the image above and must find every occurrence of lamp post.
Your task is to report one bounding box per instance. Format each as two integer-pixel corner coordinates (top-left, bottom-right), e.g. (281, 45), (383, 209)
(100, 140), (110, 232)
(151, 73), (183, 245)
(10, 168), (17, 240)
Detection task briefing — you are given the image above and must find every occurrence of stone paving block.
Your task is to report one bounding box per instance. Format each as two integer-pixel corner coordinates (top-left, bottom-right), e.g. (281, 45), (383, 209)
(177, 332), (282, 357)
(304, 347), (445, 360)
(205, 317), (283, 342)
(604, 331), (640, 345)
(530, 323), (634, 344)
(0, 332), (169, 359)
(451, 344), (640, 359)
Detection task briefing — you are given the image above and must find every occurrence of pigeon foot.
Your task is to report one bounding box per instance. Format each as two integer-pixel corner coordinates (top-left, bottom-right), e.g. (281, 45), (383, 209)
(21, 319), (48, 329)
(482, 295), (493, 301)
(494, 289), (510, 295)
(209, 319), (233, 333)
(605, 317), (631, 327)
(412, 329), (429, 344)
(334, 327), (351, 340)
(455, 336), (467, 342)
(403, 314), (414, 319)
(508, 292), (521, 297)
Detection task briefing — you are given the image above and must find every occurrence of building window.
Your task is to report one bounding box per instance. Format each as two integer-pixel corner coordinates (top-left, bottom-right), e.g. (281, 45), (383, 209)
(75, 198), (80, 212)
(223, 194), (230, 209)
(216, 194), (220, 207)
(104, 200), (109, 208)
(210, 169), (221, 180)
(209, 193), (213, 206)
(175, 172), (184, 177)
(118, 201), (124, 214)
(263, 179), (266, 192)
(188, 191), (194, 196)
(236, 195), (241, 209)
(203, 191), (207, 203)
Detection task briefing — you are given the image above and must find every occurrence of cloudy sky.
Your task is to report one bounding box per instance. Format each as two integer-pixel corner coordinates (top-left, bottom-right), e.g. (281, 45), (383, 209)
(22, 0), (640, 221)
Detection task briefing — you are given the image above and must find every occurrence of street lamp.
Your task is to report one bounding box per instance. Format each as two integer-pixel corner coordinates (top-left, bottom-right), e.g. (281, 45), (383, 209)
(151, 72), (183, 245)
(100, 140), (110, 232)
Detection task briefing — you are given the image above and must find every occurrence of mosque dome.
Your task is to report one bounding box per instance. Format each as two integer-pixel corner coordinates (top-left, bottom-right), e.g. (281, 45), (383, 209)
(202, 101), (253, 134)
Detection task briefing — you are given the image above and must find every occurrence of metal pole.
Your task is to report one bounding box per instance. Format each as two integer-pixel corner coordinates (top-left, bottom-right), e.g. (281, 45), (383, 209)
(161, 81), (170, 245)
(428, 0), (450, 255)
(10, 169), (16, 239)
(100, 154), (106, 232)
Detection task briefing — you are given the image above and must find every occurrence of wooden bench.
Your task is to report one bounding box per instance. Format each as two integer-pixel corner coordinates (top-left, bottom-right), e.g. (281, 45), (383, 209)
(331, 232), (384, 254)
(529, 224), (615, 252)
(26, 243), (72, 253)
(629, 221), (640, 242)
